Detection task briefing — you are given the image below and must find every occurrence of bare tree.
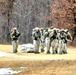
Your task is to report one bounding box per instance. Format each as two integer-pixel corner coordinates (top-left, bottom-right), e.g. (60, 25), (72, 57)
(0, 0), (75, 44)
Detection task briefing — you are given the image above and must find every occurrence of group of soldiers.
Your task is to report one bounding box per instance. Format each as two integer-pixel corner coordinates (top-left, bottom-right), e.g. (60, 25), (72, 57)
(10, 26), (72, 54)
(32, 27), (72, 54)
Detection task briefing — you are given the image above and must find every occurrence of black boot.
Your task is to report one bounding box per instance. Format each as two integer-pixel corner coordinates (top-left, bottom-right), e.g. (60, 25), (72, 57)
(13, 49), (17, 53)
(47, 51), (50, 54)
(55, 50), (58, 54)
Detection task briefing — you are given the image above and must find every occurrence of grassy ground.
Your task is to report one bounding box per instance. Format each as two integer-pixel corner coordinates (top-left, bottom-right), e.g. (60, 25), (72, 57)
(0, 44), (76, 75)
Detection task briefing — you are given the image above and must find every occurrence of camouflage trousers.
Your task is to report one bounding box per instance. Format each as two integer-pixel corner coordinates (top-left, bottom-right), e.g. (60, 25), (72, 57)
(45, 37), (50, 54)
(39, 42), (45, 53)
(59, 40), (67, 54)
(51, 39), (59, 54)
(12, 40), (18, 53)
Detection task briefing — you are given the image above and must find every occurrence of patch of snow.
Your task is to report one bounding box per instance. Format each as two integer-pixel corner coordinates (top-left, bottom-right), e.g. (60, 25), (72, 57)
(21, 43), (34, 52)
(0, 68), (21, 75)
(21, 43), (34, 48)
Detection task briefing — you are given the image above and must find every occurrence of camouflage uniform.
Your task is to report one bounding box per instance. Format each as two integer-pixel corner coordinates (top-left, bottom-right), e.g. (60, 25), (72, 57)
(44, 29), (50, 54)
(39, 28), (45, 53)
(59, 29), (68, 54)
(10, 27), (20, 53)
(32, 27), (41, 53)
(50, 28), (59, 54)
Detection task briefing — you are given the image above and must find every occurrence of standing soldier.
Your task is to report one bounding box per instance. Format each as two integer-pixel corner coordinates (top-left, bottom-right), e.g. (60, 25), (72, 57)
(40, 28), (45, 53)
(10, 27), (21, 53)
(59, 29), (72, 54)
(51, 28), (59, 54)
(44, 28), (50, 54)
(59, 29), (67, 54)
(32, 27), (41, 54)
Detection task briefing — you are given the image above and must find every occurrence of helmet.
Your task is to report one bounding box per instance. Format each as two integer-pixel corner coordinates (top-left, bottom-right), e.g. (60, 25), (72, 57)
(35, 27), (40, 31)
(61, 29), (64, 32)
(13, 27), (17, 30)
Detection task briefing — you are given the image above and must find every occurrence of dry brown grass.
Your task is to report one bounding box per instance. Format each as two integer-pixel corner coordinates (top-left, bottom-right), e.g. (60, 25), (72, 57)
(0, 60), (76, 75)
(0, 44), (76, 75)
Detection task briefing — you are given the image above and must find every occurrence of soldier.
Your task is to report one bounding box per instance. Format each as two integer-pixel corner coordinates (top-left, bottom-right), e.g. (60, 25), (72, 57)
(59, 29), (67, 54)
(10, 27), (21, 53)
(50, 28), (60, 54)
(39, 28), (45, 53)
(59, 29), (72, 54)
(44, 28), (51, 54)
(32, 27), (41, 54)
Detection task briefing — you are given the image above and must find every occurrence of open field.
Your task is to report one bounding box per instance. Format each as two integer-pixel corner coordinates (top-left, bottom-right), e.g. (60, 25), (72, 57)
(0, 44), (76, 75)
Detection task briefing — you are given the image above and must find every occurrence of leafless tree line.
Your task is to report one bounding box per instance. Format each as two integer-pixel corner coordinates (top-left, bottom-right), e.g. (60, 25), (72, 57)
(0, 0), (75, 44)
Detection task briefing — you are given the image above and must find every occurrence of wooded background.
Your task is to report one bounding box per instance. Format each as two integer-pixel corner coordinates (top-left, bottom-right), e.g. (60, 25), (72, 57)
(0, 0), (76, 44)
